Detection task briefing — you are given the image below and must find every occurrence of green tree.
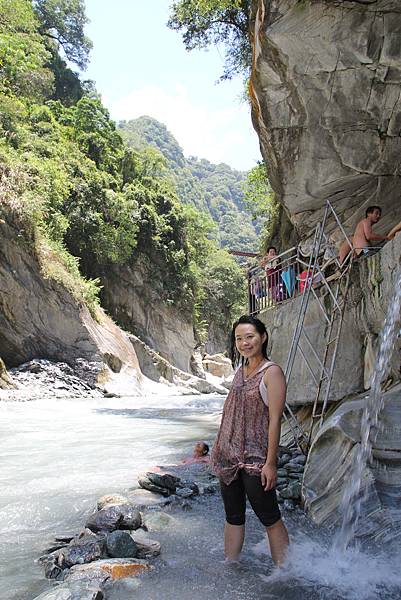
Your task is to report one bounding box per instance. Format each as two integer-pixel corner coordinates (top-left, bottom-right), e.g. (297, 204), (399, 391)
(168, 0), (251, 80)
(71, 96), (123, 174)
(0, 0), (53, 98)
(197, 248), (246, 339)
(242, 161), (279, 249)
(33, 0), (92, 69)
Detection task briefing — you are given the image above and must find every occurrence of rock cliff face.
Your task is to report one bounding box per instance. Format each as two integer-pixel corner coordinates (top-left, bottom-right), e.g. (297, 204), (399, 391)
(251, 0), (401, 240)
(303, 387), (401, 541)
(0, 217), (142, 394)
(98, 261), (196, 373)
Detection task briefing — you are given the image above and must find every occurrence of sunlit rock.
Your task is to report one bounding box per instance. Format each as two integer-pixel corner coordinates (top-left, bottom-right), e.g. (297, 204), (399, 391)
(202, 353), (233, 379)
(130, 334), (227, 395)
(142, 511), (174, 532)
(97, 495), (132, 511)
(32, 581), (104, 599)
(127, 488), (171, 509)
(0, 357), (14, 389)
(250, 0), (401, 240)
(65, 558), (152, 581)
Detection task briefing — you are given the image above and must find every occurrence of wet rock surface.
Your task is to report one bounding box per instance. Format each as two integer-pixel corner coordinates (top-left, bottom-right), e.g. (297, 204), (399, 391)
(65, 558), (153, 582)
(105, 531), (138, 559)
(138, 471), (200, 498)
(85, 504), (142, 534)
(32, 580), (105, 600)
(35, 463), (214, 598)
(276, 448), (305, 504)
(303, 386), (401, 541)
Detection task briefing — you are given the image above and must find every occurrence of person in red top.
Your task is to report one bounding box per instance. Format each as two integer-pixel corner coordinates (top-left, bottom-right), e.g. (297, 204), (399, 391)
(211, 315), (289, 566)
(261, 246), (283, 302)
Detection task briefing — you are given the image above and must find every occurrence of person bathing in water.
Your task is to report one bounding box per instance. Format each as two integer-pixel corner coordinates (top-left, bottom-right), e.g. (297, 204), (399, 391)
(339, 206), (388, 265)
(181, 441), (210, 465)
(211, 315), (289, 566)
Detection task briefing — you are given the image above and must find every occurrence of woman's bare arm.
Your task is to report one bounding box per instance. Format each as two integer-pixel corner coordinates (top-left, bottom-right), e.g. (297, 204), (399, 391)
(261, 365), (286, 491)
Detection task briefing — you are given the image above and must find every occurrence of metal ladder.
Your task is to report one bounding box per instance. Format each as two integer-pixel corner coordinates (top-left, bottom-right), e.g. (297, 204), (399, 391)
(283, 201), (354, 451)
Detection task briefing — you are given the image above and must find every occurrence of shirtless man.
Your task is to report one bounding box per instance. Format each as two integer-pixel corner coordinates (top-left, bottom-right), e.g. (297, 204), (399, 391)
(339, 206), (387, 265)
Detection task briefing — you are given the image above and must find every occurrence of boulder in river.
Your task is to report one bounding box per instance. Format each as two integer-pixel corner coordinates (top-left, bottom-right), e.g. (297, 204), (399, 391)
(59, 531), (106, 569)
(32, 580), (104, 599)
(85, 504), (141, 533)
(105, 531), (138, 559)
(131, 530), (161, 558)
(127, 488), (171, 509)
(39, 530), (107, 579)
(65, 558), (153, 582)
(138, 471), (181, 496)
(142, 511), (174, 532)
(202, 353), (233, 378)
(97, 494), (132, 511)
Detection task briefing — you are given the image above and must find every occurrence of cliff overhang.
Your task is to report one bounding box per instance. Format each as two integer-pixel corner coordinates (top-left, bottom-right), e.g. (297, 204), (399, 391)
(250, 0), (401, 241)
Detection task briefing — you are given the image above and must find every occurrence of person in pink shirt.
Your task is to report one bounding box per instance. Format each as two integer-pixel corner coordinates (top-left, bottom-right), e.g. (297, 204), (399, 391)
(181, 441), (210, 465)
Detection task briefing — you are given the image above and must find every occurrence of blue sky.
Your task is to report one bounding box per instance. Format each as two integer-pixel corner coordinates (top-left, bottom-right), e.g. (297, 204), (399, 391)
(83, 0), (261, 171)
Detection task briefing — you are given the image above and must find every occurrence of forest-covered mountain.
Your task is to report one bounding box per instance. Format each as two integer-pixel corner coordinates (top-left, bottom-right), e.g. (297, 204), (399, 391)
(0, 0), (247, 348)
(119, 117), (260, 251)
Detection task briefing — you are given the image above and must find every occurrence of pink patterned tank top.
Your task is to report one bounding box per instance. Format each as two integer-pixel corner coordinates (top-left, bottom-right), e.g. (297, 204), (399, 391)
(211, 361), (275, 485)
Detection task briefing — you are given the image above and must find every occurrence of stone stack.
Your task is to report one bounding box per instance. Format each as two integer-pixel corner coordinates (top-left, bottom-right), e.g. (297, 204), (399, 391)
(276, 448), (306, 509)
(35, 494), (161, 600)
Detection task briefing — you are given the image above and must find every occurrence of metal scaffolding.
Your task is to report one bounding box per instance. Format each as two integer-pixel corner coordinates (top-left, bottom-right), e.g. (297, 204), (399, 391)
(282, 200), (355, 451)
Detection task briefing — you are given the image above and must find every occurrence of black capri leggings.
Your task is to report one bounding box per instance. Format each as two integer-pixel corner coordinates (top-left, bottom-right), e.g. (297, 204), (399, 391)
(220, 470), (281, 528)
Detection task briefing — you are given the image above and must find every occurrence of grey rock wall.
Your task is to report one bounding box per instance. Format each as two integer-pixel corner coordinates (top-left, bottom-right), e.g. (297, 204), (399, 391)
(251, 0), (401, 239)
(98, 261), (196, 373)
(0, 217), (142, 392)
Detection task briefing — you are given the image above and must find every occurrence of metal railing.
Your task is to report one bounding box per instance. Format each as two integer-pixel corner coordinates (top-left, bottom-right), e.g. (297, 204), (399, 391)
(247, 245), (328, 316)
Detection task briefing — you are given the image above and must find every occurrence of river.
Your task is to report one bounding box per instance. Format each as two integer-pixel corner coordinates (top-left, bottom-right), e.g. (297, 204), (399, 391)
(1, 392), (401, 600)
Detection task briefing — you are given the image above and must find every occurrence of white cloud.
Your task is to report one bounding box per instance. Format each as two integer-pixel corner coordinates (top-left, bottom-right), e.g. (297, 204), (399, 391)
(108, 84), (260, 170)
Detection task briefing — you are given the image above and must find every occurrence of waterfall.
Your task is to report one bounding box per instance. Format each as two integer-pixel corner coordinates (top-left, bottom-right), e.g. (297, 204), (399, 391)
(334, 269), (401, 551)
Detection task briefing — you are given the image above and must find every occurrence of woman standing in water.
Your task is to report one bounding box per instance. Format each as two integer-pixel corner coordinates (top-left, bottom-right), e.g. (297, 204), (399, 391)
(211, 315), (289, 565)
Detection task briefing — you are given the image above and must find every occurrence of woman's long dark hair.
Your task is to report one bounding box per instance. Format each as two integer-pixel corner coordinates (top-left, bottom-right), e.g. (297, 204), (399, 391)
(229, 314), (269, 367)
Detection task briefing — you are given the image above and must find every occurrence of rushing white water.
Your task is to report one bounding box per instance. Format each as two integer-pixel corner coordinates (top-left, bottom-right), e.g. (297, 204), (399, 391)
(334, 269), (401, 552)
(1, 390), (401, 600)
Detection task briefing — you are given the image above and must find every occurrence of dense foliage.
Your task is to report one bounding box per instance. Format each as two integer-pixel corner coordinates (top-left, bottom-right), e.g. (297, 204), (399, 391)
(0, 0), (247, 335)
(168, 0), (251, 81)
(242, 162), (279, 249)
(119, 116), (259, 252)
